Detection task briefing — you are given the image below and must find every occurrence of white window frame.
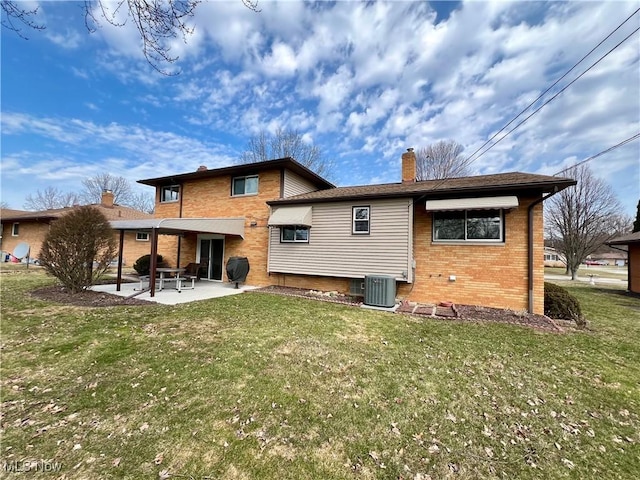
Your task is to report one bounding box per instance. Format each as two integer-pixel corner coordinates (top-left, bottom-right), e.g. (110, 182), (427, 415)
(433, 209), (504, 243)
(160, 185), (180, 203)
(11, 223), (19, 236)
(232, 175), (259, 196)
(136, 232), (150, 242)
(280, 225), (309, 243)
(352, 206), (370, 235)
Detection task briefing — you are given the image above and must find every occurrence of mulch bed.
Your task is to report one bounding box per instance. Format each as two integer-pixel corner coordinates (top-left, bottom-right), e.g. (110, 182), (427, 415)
(30, 285), (150, 307)
(253, 286), (363, 306)
(254, 286), (564, 332)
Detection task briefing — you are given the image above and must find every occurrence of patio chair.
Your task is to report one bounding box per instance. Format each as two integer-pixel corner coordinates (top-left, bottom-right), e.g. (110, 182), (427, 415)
(175, 262), (200, 292)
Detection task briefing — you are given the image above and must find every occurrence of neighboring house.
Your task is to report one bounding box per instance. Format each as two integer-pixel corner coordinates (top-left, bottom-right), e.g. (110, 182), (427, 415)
(543, 246), (566, 268)
(586, 251), (627, 267)
(0, 191), (153, 265)
(112, 151), (575, 314)
(608, 232), (640, 294)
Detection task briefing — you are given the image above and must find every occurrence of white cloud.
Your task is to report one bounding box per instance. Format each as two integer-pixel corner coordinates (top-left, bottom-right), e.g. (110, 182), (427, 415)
(3, 1), (639, 215)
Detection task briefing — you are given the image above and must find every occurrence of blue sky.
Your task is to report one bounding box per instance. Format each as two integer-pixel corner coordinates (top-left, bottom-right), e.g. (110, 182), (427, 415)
(1, 0), (639, 217)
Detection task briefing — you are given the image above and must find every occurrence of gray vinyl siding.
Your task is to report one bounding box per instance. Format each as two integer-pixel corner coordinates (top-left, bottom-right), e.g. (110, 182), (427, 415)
(268, 199), (413, 281)
(283, 170), (319, 197)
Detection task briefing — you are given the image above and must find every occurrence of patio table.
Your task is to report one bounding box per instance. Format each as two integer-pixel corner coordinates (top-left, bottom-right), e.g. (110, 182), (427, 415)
(157, 268), (186, 291)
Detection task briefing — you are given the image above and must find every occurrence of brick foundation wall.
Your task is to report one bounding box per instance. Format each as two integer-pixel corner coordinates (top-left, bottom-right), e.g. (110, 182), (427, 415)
(269, 273), (351, 293)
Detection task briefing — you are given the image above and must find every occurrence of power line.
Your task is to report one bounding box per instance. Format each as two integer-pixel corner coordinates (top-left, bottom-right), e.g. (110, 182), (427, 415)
(463, 7), (640, 168)
(466, 24), (640, 167)
(553, 133), (640, 176)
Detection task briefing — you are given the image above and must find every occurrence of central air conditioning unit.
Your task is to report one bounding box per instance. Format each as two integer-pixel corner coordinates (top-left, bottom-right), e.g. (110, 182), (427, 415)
(364, 275), (396, 308)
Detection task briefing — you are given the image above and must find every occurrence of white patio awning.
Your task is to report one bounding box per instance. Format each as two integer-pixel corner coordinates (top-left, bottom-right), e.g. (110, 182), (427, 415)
(268, 206), (313, 227)
(110, 217), (245, 238)
(425, 196), (519, 212)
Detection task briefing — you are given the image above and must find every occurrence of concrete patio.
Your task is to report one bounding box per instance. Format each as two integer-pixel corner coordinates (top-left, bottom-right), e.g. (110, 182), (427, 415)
(91, 280), (259, 305)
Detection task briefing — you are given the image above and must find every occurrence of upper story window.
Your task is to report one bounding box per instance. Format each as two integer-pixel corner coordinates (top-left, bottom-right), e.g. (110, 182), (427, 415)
(232, 175), (259, 196)
(11, 223), (19, 236)
(281, 225), (309, 243)
(160, 185), (180, 203)
(136, 232), (150, 241)
(352, 206), (370, 234)
(433, 209), (504, 242)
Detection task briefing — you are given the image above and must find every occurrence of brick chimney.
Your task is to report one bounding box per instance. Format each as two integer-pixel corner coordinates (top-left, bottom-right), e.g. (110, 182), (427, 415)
(101, 189), (114, 208)
(197, 165), (208, 172)
(402, 148), (416, 183)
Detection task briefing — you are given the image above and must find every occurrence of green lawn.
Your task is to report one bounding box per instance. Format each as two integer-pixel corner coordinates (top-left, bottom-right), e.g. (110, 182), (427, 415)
(1, 270), (639, 479)
(545, 266), (628, 280)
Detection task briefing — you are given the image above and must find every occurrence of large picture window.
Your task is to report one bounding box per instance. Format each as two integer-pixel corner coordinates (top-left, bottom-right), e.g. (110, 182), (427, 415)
(160, 185), (180, 203)
(352, 206), (370, 234)
(232, 175), (259, 196)
(281, 225), (309, 243)
(433, 209), (503, 242)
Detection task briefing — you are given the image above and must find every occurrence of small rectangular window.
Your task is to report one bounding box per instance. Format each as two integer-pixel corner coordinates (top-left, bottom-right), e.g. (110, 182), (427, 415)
(160, 185), (180, 203)
(136, 232), (149, 241)
(352, 206), (370, 234)
(11, 223), (19, 236)
(281, 225), (309, 243)
(433, 209), (504, 242)
(232, 175), (259, 196)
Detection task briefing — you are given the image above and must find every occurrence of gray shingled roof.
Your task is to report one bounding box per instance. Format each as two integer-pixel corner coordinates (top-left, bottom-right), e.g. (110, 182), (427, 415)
(268, 172), (576, 205)
(608, 231), (640, 245)
(0, 204), (153, 222)
(138, 157), (335, 189)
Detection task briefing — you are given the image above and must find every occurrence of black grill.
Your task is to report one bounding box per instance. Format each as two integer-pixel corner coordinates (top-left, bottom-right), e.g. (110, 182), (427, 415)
(226, 256), (250, 288)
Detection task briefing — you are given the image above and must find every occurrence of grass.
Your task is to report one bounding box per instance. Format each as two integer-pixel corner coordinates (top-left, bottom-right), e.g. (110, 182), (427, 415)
(1, 269), (639, 479)
(545, 266), (628, 280)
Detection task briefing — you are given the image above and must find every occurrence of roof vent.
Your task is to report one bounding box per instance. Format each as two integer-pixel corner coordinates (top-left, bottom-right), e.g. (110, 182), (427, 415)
(197, 165), (208, 172)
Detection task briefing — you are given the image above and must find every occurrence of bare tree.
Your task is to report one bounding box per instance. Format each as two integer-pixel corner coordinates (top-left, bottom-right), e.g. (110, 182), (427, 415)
(545, 164), (623, 279)
(129, 192), (155, 214)
(634, 199), (640, 233)
(39, 206), (117, 293)
(241, 128), (334, 179)
(0, 201), (10, 209)
(81, 173), (134, 205)
(24, 187), (82, 210)
(2, 0), (260, 74)
(0, 1), (44, 38)
(416, 140), (470, 180)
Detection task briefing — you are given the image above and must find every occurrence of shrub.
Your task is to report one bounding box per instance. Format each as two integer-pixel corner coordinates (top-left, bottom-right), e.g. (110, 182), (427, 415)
(544, 282), (586, 328)
(39, 206), (117, 293)
(133, 254), (164, 276)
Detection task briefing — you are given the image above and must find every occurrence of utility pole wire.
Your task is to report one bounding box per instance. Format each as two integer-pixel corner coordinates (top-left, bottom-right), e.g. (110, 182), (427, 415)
(466, 25), (640, 167)
(463, 8), (640, 167)
(553, 133), (640, 176)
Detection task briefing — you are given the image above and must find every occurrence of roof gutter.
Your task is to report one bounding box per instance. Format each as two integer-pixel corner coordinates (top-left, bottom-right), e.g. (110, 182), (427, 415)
(527, 186), (561, 313)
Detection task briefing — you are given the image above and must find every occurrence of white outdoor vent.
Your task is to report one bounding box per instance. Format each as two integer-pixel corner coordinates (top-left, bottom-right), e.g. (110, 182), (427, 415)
(350, 278), (365, 296)
(364, 275), (396, 308)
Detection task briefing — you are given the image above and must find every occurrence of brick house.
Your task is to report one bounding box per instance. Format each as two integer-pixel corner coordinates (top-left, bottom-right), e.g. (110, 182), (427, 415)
(112, 151), (575, 314)
(1, 191), (153, 265)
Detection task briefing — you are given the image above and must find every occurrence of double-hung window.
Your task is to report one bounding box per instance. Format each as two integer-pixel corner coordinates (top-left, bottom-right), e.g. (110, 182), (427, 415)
(160, 185), (180, 203)
(281, 225), (309, 243)
(433, 209), (503, 242)
(232, 175), (259, 196)
(352, 206), (370, 234)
